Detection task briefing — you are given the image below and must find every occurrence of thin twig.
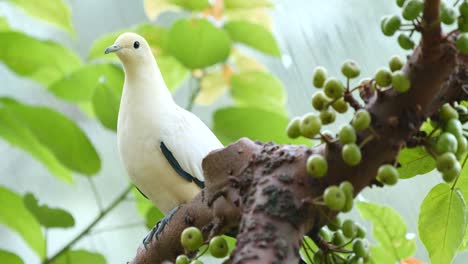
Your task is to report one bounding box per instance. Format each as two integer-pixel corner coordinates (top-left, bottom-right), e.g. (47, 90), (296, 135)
(88, 178), (103, 212)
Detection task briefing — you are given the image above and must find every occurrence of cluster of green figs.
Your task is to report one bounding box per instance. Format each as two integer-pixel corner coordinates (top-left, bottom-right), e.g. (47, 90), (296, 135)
(311, 218), (370, 264)
(175, 227), (229, 264)
(381, 0), (468, 53)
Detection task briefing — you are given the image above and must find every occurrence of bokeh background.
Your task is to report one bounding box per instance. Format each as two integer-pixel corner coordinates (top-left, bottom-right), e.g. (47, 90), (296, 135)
(1, 0), (467, 263)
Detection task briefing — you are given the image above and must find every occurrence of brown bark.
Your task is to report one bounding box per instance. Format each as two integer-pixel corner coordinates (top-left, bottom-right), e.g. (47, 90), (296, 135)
(130, 1), (468, 263)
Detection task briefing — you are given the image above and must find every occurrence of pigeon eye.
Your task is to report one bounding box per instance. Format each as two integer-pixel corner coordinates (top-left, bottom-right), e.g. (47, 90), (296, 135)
(133, 41), (140, 49)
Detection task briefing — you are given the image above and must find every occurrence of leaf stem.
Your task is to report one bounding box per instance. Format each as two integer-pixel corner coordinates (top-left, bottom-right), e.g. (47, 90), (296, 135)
(88, 178), (103, 212)
(43, 184), (133, 264)
(187, 76), (201, 111)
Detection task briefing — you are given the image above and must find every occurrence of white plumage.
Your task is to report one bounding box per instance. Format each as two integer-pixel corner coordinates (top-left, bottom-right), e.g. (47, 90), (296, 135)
(106, 32), (223, 214)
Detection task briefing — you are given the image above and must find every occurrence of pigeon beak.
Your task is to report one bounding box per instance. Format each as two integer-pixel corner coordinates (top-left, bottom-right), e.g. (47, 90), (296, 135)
(105, 45), (122, 54)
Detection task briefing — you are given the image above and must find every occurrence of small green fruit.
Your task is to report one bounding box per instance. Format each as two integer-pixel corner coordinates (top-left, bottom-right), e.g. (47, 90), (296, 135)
(442, 161), (461, 182)
(445, 119), (463, 138)
(300, 114), (322, 138)
(456, 33), (468, 54)
(342, 60), (361, 79)
(352, 109), (371, 130)
(320, 228), (332, 241)
(176, 255), (190, 264)
(436, 152), (457, 172)
(402, 0), (423, 20)
(342, 219), (358, 238)
(441, 4), (457, 25)
(327, 217), (342, 231)
(383, 15), (402, 36)
(439, 103), (459, 122)
(380, 16), (391, 36)
(332, 98), (349, 113)
(181, 227), (203, 251)
(389, 55), (404, 72)
(339, 124), (357, 144)
(332, 230), (346, 246)
(353, 239), (370, 259)
(312, 66), (328, 88)
(376, 164), (399, 185)
(324, 78), (345, 99)
(190, 260), (203, 264)
(209, 236), (229, 258)
(458, 16), (468, 33)
(392, 70), (411, 93)
(460, 2), (468, 17)
(286, 117), (301, 139)
(324, 186), (346, 211)
(356, 224), (366, 238)
(397, 34), (415, 50)
(340, 181), (354, 212)
(342, 143), (362, 166)
(374, 68), (393, 87)
(320, 108), (337, 125)
(314, 250), (325, 262)
(396, 0), (407, 7)
(311, 91), (331, 111)
(457, 136), (468, 157)
(307, 154), (328, 178)
(349, 256), (364, 264)
(435, 132), (458, 154)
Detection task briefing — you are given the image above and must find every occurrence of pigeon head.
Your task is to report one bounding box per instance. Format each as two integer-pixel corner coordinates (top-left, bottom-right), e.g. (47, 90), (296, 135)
(105, 32), (153, 66)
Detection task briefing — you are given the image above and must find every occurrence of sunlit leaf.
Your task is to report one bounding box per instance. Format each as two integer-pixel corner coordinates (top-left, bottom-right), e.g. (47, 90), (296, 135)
(88, 24), (168, 61)
(0, 250), (24, 264)
(0, 186), (45, 258)
(225, 8), (272, 30)
(397, 147), (435, 179)
(223, 0), (272, 9)
(92, 82), (120, 131)
(454, 157), (468, 249)
(23, 193), (74, 228)
(357, 201), (416, 260)
(195, 70), (228, 105)
(224, 20), (279, 56)
(145, 207), (164, 229)
(157, 55), (189, 91)
(0, 32), (81, 86)
(49, 64), (124, 102)
(168, 18), (231, 69)
(369, 246), (394, 264)
(7, 0), (74, 34)
(0, 17), (10, 31)
(144, 0), (179, 21)
(230, 71), (286, 115)
(169, 0), (210, 10)
(133, 187), (153, 218)
(0, 99), (101, 176)
(231, 49), (266, 72)
(51, 250), (106, 264)
(419, 184), (466, 264)
(213, 106), (311, 145)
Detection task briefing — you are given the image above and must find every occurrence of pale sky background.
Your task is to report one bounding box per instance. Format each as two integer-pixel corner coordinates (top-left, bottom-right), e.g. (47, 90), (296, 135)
(0, 0), (467, 263)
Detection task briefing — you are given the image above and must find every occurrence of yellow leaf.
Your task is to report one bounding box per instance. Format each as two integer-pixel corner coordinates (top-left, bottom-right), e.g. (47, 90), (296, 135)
(195, 70), (228, 105)
(225, 8), (272, 30)
(144, 0), (179, 21)
(231, 49), (266, 73)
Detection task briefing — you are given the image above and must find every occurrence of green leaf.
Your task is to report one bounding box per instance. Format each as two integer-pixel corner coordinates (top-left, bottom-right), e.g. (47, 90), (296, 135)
(368, 246), (394, 264)
(91, 82), (120, 131)
(418, 183), (467, 263)
(397, 147), (435, 179)
(157, 55), (189, 91)
(88, 24), (168, 61)
(230, 71), (286, 114)
(224, 20), (280, 56)
(0, 186), (45, 258)
(356, 201), (415, 260)
(225, 8), (272, 30)
(0, 250), (24, 264)
(144, 0), (179, 21)
(169, 0), (210, 10)
(195, 70), (228, 105)
(51, 250), (106, 264)
(231, 49), (266, 72)
(145, 206), (164, 229)
(23, 193), (74, 228)
(0, 99), (101, 176)
(49, 64), (124, 102)
(0, 17), (10, 31)
(168, 18), (231, 69)
(7, 0), (74, 34)
(224, 0), (272, 9)
(213, 107), (311, 145)
(0, 32), (81, 86)
(454, 157), (468, 250)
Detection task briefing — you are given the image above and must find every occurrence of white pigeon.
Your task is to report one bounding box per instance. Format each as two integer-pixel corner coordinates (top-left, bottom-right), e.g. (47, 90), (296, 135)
(105, 32), (223, 243)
